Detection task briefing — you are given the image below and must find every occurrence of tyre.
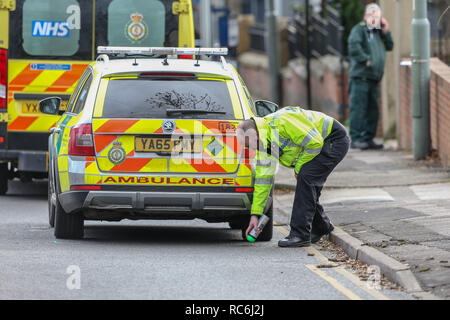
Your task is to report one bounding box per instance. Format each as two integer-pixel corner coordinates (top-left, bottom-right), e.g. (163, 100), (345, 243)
(228, 219), (246, 230)
(241, 205), (273, 242)
(54, 196), (84, 239)
(0, 163), (8, 195)
(54, 191), (84, 239)
(48, 167), (56, 228)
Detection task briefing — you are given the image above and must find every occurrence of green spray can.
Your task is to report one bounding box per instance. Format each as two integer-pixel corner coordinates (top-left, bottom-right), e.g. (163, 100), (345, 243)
(247, 214), (270, 242)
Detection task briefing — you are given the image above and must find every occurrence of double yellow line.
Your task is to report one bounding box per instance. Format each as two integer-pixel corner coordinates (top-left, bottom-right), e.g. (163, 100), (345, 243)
(274, 225), (390, 300)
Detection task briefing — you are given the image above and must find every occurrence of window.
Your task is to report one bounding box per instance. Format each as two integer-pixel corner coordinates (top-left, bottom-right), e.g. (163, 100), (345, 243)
(9, 0), (92, 60)
(102, 79), (237, 120)
(72, 73), (93, 114)
(95, 0), (178, 48)
(239, 75), (256, 115)
(107, 0), (165, 46)
(66, 68), (90, 113)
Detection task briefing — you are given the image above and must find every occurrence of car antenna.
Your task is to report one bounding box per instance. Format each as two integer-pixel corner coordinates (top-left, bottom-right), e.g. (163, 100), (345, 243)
(194, 49), (201, 67)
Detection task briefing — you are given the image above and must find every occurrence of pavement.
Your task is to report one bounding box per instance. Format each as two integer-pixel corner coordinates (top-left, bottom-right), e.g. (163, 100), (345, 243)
(273, 143), (450, 299)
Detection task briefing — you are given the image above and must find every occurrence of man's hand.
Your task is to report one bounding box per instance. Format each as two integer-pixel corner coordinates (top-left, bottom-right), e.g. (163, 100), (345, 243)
(366, 60), (371, 67)
(245, 215), (259, 238)
(381, 17), (389, 34)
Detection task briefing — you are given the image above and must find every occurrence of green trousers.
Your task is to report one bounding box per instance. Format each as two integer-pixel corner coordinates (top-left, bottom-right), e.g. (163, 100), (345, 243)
(348, 78), (380, 142)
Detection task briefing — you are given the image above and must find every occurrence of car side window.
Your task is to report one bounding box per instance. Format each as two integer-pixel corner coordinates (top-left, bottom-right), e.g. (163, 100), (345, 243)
(238, 75), (257, 114)
(72, 73), (93, 114)
(66, 68), (91, 113)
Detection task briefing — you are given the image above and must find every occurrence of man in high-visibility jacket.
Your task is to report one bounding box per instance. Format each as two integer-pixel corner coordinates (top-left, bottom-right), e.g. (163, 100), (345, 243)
(237, 107), (350, 247)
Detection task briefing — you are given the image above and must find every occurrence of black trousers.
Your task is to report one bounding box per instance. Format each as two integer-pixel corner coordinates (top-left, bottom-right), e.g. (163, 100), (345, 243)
(290, 121), (350, 240)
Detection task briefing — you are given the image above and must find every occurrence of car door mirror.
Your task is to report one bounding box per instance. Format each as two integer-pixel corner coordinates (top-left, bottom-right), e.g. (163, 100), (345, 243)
(39, 97), (63, 115)
(255, 100), (279, 117)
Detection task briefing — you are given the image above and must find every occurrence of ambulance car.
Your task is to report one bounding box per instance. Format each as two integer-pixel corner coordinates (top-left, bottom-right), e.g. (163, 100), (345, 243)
(40, 47), (278, 240)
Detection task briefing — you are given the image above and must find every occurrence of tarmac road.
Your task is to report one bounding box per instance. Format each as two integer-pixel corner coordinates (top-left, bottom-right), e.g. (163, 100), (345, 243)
(0, 180), (413, 300)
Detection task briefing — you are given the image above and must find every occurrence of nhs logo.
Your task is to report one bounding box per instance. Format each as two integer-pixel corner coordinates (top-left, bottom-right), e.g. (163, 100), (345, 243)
(32, 21), (70, 38)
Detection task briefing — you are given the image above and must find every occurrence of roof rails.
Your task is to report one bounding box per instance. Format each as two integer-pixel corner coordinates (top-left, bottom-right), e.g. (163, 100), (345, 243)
(97, 46), (229, 57)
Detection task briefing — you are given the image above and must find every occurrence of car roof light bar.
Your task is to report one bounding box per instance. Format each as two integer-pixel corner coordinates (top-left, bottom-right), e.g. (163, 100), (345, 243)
(97, 47), (229, 57)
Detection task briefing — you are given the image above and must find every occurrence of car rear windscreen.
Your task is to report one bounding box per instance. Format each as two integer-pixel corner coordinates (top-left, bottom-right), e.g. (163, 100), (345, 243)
(102, 79), (238, 120)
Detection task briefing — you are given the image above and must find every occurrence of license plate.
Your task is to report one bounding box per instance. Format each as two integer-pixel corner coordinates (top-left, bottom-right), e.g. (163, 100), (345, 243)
(135, 136), (203, 153)
(21, 100), (68, 114)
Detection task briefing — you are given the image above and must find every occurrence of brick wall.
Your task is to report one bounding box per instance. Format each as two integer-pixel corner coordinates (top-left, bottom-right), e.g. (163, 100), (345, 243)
(399, 58), (450, 167)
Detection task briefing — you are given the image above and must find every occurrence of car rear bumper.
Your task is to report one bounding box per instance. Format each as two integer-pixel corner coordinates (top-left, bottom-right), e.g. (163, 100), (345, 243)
(0, 150), (47, 172)
(58, 190), (264, 221)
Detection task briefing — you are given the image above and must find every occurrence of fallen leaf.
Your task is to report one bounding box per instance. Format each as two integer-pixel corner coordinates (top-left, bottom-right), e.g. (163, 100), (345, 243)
(418, 267), (430, 272)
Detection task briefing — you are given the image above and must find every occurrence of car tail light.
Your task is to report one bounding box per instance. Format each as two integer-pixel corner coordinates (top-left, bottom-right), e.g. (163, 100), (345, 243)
(235, 187), (254, 193)
(69, 123), (95, 156)
(0, 48), (7, 110)
(178, 55), (193, 60)
(71, 185), (102, 191)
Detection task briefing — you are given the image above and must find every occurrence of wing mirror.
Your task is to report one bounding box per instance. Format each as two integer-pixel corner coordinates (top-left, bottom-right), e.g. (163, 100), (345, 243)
(255, 100), (279, 117)
(39, 97), (64, 115)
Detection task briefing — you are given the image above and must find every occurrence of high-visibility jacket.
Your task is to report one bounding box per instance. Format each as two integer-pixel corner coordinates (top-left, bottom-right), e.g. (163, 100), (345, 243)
(250, 107), (334, 215)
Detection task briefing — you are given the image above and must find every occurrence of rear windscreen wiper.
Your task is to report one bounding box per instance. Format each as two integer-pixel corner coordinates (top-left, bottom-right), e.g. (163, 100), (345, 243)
(166, 109), (226, 115)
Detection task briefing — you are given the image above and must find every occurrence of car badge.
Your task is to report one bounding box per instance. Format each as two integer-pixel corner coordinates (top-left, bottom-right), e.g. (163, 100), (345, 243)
(162, 119), (176, 134)
(108, 140), (126, 165)
(126, 12), (148, 43)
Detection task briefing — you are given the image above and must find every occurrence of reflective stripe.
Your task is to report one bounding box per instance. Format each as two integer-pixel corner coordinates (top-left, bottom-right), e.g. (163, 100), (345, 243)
(322, 117), (332, 138)
(254, 178), (273, 185)
(270, 107), (301, 127)
(270, 141), (280, 159)
(256, 160), (273, 166)
(300, 128), (319, 148)
(303, 110), (313, 121)
(305, 147), (322, 155)
(292, 152), (303, 168)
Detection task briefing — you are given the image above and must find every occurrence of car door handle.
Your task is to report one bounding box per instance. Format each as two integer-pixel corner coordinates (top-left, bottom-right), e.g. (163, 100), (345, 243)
(50, 127), (61, 134)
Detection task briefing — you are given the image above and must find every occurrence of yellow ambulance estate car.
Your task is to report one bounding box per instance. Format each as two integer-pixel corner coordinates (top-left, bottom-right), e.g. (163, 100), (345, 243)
(40, 47), (278, 241)
(0, 0), (195, 194)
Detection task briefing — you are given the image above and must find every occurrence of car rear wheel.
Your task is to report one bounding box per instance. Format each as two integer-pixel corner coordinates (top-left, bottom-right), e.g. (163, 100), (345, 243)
(54, 195), (84, 239)
(240, 205), (273, 242)
(0, 163), (8, 195)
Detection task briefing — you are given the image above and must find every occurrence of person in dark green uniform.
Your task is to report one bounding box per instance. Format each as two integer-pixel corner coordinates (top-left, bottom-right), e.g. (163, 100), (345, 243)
(348, 3), (394, 150)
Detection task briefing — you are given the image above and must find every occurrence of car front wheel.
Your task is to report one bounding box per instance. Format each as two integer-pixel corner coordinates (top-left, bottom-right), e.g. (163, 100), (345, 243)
(48, 161), (56, 227)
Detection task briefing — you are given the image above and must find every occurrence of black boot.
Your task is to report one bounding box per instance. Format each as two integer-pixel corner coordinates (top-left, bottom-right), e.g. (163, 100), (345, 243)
(311, 224), (335, 244)
(367, 140), (383, 150)
(278, 235), (311, 248)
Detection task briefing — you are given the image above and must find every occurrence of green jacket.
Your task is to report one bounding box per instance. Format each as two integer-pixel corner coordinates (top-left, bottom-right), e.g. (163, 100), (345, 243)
(348, 21), (394, 82)
(250, 107), (334, 215)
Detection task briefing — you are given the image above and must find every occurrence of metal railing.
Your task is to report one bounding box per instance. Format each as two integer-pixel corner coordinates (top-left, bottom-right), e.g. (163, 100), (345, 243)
(287, 4), (344, 60)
